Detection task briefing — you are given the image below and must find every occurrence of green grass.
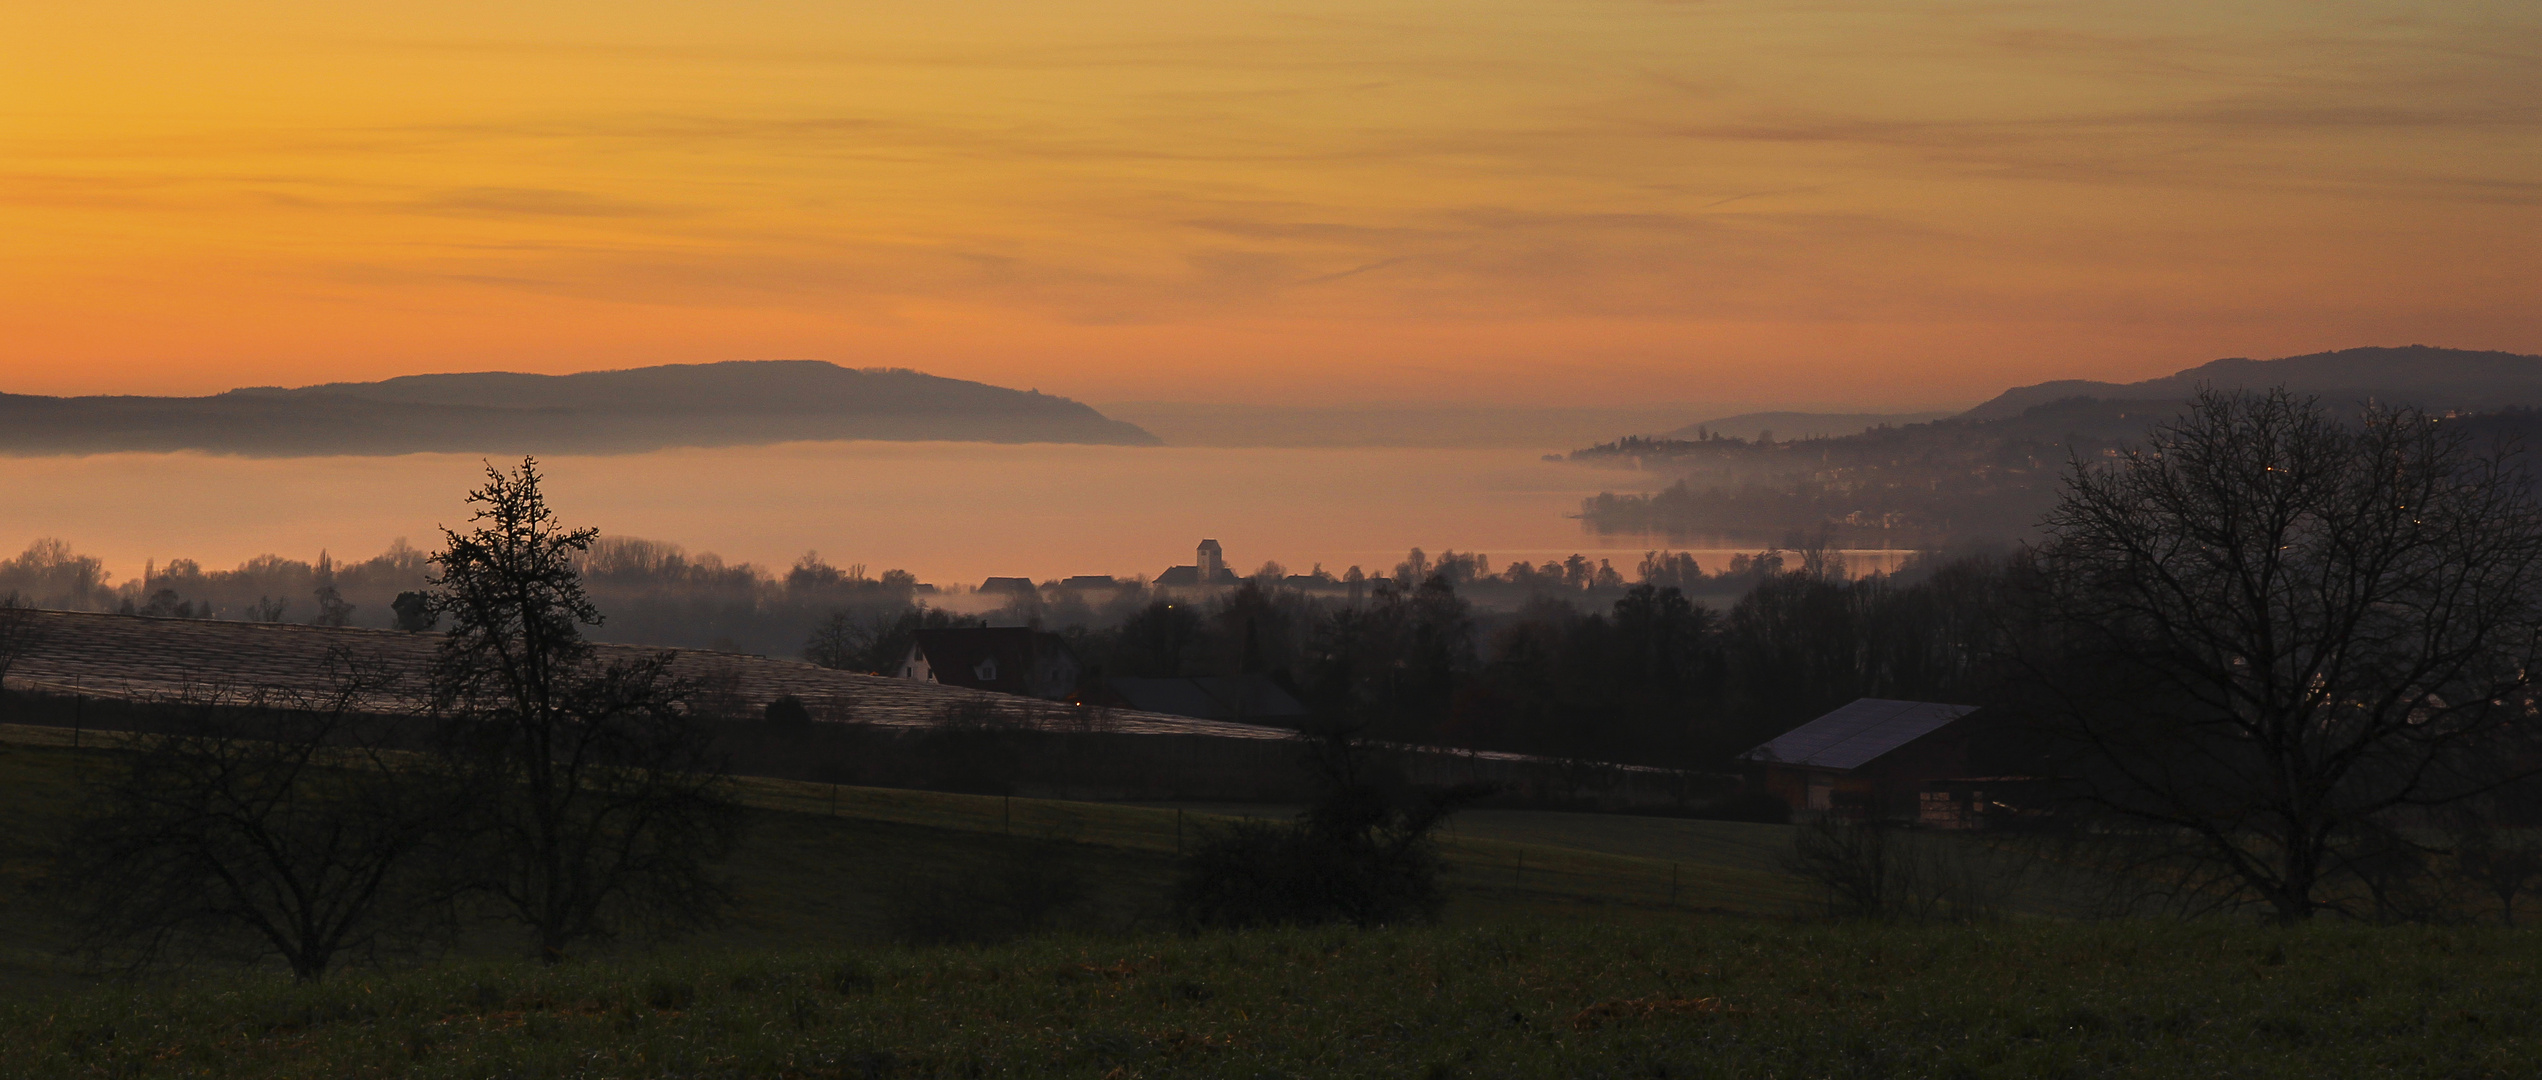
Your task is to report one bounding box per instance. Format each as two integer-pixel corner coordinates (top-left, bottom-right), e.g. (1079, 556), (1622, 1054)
(5, 920), (2536, 1078)
(0, 725), (1832, 994)
(5, 725), (2537, 1077)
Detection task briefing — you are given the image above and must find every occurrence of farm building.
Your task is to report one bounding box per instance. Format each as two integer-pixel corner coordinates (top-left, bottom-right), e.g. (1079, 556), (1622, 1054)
(900, 626), (1080, 700)
(1099, 674), (1309, 725)
(1741, 698), (2037, 827)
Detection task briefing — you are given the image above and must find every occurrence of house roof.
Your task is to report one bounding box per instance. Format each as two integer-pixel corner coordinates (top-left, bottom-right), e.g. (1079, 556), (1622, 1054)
(1154, 565), (1240, 586)
(1106, 675), (1307, 722)
(911, 627), (1070, 693)
(1739, 698), (1979, 771)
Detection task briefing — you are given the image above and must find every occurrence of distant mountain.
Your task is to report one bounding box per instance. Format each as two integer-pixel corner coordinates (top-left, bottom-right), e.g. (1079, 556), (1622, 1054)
(1962, 345), (2542, 420)
(0, 361), (1159, 456)
(1664, 411), (1956, 442)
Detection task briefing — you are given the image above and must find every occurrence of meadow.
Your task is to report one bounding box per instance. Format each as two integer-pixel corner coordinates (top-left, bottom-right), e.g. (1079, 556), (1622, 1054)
(0, 724), (1811, 993)
(5, 921), (2533, 1078)
(3, 725), (2533, 1078)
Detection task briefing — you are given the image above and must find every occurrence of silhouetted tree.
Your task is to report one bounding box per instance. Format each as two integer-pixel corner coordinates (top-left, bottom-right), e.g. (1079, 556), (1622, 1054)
(0, 591), (43, 700)
(802, 606), (984, 674)
(57, 660), (465, 981)
(428, 458), (743, 962)
(391, 590), (437, 632)
(2021, 390), (2542, 922)
(311, 586), (355, 627)
(1114, 599), (1205, 677)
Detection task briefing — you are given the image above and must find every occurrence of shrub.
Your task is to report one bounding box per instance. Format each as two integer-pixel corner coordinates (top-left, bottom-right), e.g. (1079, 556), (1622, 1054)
(1173, 727), (1487, 930)
(763, 695), (813, 728)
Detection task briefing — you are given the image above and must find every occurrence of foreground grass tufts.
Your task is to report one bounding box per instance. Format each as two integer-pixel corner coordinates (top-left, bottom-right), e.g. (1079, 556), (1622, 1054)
(5, 920), (2537, 1078)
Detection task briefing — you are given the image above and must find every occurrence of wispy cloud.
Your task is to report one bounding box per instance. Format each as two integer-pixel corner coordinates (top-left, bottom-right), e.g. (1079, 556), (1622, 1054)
(405, 187), (685, 219)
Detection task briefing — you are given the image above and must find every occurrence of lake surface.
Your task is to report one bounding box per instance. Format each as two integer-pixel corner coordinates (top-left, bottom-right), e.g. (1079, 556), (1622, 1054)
(0, 443), (1904, 588)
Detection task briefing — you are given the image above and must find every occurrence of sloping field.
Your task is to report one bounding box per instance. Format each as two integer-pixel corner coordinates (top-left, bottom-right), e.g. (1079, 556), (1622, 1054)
(2, 611), (1697, 802)
(6, 610), (1285, 738)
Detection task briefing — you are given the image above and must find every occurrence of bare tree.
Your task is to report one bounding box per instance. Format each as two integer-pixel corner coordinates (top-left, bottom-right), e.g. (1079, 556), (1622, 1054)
(2021, 389), (2542, 922)
(0, 591), (43, 698)
(428, 458), (742, 962)
(310, 584), (355, 627)
(57, 660), (463, 981)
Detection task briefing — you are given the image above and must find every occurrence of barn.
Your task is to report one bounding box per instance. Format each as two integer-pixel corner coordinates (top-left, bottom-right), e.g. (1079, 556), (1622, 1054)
(1740, 698), (2034, 827)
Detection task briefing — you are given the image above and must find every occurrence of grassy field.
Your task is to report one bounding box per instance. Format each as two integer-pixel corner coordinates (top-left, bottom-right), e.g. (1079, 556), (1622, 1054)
(4, 725), (2537, 1077)
(5, 920), (2536, 1078)
(0, 724), (1831, 993)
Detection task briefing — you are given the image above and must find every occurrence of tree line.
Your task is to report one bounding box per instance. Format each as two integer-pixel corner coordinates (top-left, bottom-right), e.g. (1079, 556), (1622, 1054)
(830, 548), (2000, 774)
(0, 534), (928, 656)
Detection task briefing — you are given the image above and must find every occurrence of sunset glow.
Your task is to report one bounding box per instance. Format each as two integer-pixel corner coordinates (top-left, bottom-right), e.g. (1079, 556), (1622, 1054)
(6, 1), (2538, 405)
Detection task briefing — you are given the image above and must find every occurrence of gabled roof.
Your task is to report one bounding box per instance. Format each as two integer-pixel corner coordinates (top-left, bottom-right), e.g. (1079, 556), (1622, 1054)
(1740, 698), (1979, 771)
(1106, 675), (1307, 722)
(911, 627), (1072, 694)
(1155, 565), (1240, 586)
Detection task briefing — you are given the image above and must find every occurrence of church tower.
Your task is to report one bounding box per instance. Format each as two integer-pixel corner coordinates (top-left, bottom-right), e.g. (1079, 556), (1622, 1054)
(1196, 539), (1225, 582)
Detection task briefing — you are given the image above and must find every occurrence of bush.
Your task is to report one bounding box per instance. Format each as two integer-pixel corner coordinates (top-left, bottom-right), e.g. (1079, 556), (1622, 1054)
(1173, 818), (1448, 929)
(1173, 727), (1486, 930)
(762, 695), (812, 728)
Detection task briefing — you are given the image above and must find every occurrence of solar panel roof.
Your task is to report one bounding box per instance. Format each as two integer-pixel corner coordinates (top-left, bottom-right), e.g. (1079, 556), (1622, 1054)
(1739, 698), (1979, 771)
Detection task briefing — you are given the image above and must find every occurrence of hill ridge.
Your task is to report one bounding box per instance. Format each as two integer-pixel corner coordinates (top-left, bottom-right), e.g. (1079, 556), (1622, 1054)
(1962, 345), (2542, 420)
(0, 360), (1159, 456)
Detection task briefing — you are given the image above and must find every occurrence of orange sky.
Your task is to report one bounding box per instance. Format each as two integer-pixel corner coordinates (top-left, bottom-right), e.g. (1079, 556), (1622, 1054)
(5, 1), (2537, 407)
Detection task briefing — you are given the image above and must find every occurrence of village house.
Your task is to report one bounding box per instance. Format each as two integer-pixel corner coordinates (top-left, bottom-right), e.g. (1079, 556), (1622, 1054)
(899, 626), (1081, 701)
